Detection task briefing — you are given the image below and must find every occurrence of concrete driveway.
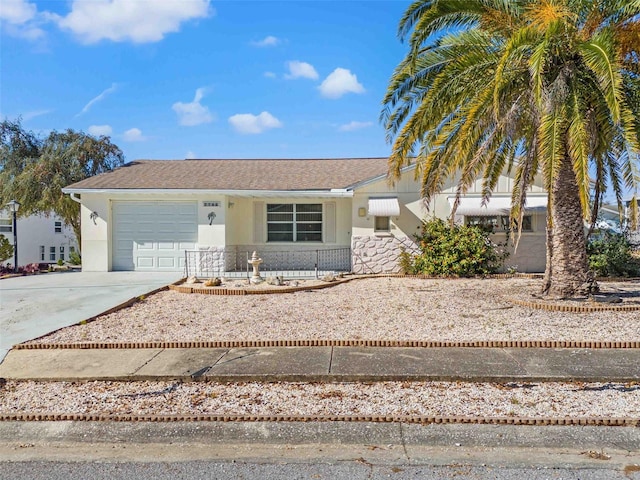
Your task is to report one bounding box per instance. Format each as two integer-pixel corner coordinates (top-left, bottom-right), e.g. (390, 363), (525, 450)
(0, 271), (181, 362)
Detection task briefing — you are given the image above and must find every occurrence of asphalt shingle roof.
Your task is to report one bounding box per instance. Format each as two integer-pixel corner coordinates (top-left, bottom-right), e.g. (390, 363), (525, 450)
(64, 158), (391, 191)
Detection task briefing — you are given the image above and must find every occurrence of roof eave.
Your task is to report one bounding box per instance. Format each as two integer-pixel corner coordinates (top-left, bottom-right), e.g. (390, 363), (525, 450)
(61, 188), (354, 198)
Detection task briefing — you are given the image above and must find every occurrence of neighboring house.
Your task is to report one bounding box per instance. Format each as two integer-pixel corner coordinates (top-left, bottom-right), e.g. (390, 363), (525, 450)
(597, 201), (640, 246)
(61, 158), (549, 274)
(0, 211), (78, 267)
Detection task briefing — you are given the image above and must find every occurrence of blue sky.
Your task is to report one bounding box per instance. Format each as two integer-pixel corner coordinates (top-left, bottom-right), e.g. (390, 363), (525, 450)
(1, 0), (412, 162)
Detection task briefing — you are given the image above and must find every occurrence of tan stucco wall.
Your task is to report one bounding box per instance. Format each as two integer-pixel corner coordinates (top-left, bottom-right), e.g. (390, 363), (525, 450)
(226, 196), (352, 247)
(78, 193), (352, 271)
(350, 170), (548, 273)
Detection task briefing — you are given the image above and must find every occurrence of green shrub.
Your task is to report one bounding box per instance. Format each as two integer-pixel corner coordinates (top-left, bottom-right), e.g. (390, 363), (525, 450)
(69, 250), (82, 265)
(57, 258), (64, 266)
(587, 232), (640, 277)
(0, 235), (13, 263)
(401, 218), (507, 276)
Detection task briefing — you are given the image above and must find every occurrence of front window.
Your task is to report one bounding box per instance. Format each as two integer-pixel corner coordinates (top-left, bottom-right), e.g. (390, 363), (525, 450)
(49, 246), (56, 261)
(267, 204), (322, 242)
(465, 215), (532, 232)
(374, 216), (390, 232)
(0, 218), (11, 233)
(54, 221), (62, 233)
(60, 246), (65, 261)
(40, 246), (45, 261)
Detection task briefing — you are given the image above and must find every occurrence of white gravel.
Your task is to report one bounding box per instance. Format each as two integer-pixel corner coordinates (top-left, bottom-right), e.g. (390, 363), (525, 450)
(1, 380), (639, 418)
(29, 277), (640, 345)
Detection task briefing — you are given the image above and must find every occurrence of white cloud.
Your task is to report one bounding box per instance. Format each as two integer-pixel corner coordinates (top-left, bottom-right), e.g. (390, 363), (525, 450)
(338, 121), (373, 132)
(88, 124), (113, 136)
(186, 151), (197, 159)
(284, 61), (319, 80)
(228, 111), (282, 135)
(0, 0), (45, 40)
(251, 35), (280, 47)
(172, 88), (214, 126)
(22, 109), (52, 121)
(264, 71), (276, 79)
(319, 68), (365, 99)
(77, 83), (118, 116)
(55, 0), (212, 44)
(0, 0), (36, 24)
(123, 127), (146, 142)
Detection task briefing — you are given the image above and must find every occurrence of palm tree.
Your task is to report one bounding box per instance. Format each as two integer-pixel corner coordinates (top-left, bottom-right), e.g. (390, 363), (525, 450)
(382, 0), (640, 297)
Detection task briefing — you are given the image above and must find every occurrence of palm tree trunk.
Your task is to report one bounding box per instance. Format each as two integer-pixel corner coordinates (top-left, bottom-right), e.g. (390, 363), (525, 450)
(542, 211), (553, 295)
(545, 152), (595, 298)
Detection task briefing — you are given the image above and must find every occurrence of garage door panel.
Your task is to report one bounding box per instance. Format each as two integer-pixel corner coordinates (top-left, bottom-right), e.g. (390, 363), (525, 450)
(136, 257), (155, 268)
(112, 201), (197, 271)
(178, 204), (197, 214)
(158, 257), (177, 268)
(136, 243), (155, 251)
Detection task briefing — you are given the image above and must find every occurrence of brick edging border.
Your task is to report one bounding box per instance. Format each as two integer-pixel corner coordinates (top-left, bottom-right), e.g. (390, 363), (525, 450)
(14, 339), (640, 350)
(0, 413), (637, 426)
(509, 298), (640, 312)
(169, 276), (355, 295)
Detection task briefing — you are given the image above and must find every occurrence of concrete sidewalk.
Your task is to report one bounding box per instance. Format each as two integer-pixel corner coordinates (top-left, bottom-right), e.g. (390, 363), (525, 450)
(1, 346), (639, 383)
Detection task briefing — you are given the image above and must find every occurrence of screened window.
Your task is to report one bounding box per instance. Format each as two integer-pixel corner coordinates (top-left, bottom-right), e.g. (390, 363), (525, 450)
(0, 219), (11, 233)
(49, 246), (56, 261)
(465, 215), (532, 232)
(60, 246), (65, 261)
(267, 204), (322, 242)
(40, 246), (45, 261)
(374, 216), (390, 232)
(54, 221), (62, 233)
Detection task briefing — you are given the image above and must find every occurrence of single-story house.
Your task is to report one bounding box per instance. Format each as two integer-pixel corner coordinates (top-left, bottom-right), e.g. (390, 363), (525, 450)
(0, 210), (78, 267)
(61, 158), (549, 274)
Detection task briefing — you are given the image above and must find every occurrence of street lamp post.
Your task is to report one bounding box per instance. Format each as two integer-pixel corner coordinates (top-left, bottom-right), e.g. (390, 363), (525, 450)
(6, 200), (20, 271)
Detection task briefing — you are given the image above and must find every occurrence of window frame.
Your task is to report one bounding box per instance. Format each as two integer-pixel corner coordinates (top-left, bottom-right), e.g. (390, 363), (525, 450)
(40, 245), (45, 261)
(0, 218), (12, 234)
(374, 215), (391, 233)
(54, 221), (62, 234)
(49, 246), (56, 261)
(465, 215), (533, 232)
(266, 203), (323, 243)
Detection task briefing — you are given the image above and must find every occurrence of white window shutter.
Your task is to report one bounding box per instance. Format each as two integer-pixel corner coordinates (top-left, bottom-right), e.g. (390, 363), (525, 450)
(253, 202), (264, 243)
(325, 202), (336, 243)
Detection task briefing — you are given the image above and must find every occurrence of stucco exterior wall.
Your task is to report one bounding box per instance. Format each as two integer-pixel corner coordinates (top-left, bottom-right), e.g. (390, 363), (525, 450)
(0, 212), (78, 267)
(350, 171), (548, 274)
(78, 193), (353, 272)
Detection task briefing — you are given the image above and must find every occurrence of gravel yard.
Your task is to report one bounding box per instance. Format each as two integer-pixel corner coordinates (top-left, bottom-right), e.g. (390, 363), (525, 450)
(6, 277), (640, 421)
(29, 277), (640, 345)
(1, 380), (639, 419)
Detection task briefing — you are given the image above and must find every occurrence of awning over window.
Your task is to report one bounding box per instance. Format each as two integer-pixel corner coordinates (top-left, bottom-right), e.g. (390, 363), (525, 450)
(368, 197), (400, 216)
(449, 196), (547, 216)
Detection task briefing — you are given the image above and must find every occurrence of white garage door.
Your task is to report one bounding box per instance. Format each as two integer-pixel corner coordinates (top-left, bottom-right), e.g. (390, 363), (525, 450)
(112, 202), (197, 271)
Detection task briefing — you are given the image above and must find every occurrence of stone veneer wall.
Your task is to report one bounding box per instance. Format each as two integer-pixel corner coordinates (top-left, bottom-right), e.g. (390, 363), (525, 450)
(194, 246), (227, 276)
(351, 235), (420, 274)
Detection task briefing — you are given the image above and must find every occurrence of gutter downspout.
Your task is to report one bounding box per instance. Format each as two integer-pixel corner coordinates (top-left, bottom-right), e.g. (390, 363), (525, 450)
(69, 193), (82, 204)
